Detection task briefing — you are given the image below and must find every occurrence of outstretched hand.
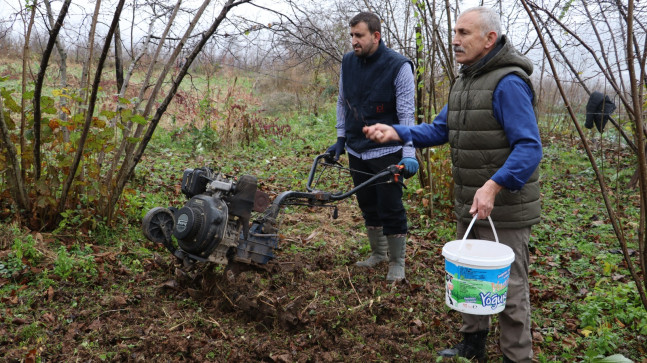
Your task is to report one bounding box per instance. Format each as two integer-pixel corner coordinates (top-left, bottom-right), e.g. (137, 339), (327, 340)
(363, 124), (401, 143)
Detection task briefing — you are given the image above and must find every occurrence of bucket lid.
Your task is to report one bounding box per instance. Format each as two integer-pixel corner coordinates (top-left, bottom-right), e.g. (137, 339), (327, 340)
(442, 239), (515, 267)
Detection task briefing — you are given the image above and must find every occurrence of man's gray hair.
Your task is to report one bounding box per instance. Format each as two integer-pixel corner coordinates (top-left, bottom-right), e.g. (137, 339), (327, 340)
(460, 6), (501, 36)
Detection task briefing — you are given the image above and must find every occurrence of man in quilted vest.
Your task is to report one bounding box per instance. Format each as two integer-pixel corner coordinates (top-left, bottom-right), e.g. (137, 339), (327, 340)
(363, 6), (542, 363)
(326, 12), (419, 282)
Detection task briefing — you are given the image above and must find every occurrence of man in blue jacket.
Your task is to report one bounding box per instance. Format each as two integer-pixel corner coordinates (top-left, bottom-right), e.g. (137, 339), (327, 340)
(363, 6), (542, 363)
(327, 12), (418, 282)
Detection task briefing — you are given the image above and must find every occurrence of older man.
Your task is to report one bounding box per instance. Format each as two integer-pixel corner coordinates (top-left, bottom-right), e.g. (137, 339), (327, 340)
(327, 12), (418, 282)
(363, 6), (542, 363)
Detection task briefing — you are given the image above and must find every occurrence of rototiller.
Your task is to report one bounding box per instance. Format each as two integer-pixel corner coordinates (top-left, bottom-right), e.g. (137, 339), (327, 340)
(141, 153), (406, 269)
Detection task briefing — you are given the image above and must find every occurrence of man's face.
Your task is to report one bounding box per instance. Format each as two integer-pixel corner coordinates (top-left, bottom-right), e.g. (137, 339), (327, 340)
(452, 12), (496, 66)
(350, 22), (380, 57)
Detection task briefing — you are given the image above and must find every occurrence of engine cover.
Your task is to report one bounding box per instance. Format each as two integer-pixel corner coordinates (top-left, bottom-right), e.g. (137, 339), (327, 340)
(173, 194), (228, 257)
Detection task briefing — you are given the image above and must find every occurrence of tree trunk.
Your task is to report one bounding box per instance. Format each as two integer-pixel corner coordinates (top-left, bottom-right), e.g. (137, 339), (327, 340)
(20, 2), (37, 182)
(624, 0), (647, 306)
(114, 22), (124, 93)
(44, 0), (70, 142)
(33, 0), (72, 181)
(57, 0), (126, 220)
(79, 0), (102, 105)
(0, 97), (30, 211)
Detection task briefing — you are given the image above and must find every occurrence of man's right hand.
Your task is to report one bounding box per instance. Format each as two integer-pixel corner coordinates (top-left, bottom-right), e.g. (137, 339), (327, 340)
(326, 136), (346, 161)
(363, 124), (401, 143)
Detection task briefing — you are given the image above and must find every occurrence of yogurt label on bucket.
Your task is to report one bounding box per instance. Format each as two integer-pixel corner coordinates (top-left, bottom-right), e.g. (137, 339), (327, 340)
(445, 259), (510, 314)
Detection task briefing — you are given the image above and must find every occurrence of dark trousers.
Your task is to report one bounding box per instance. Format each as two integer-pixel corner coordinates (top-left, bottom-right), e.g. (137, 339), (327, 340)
(348, 152), (407, 235)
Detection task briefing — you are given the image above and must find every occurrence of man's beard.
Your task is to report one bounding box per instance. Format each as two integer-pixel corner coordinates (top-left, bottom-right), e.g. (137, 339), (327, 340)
(354, 46), (367, 57)
(354, 44), (374, 58)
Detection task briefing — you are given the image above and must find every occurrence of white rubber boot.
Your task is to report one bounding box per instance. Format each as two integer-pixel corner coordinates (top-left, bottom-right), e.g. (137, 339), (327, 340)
(355, 227), (388, 267)
(386, 235), (406, 282)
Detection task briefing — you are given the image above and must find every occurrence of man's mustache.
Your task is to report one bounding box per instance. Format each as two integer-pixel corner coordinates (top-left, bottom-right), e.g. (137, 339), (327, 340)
(453, 46), (465, 53)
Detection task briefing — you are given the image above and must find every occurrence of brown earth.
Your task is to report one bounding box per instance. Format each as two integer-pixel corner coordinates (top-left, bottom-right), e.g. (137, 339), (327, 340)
(0, 200), (507, 362)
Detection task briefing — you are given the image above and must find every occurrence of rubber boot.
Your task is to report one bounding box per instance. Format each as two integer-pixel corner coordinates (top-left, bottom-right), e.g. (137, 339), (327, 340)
(355, 228), (388, 267)
(502, 355), (515, 363)
(386, 235), (406, 282)
(438, 330), (488, 362)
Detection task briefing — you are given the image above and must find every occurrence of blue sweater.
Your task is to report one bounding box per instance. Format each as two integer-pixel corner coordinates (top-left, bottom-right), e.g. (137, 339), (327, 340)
(393, 74), (542, 191)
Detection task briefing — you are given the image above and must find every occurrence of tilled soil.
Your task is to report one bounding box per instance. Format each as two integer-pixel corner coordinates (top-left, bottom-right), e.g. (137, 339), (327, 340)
(3, 201), (645, 361)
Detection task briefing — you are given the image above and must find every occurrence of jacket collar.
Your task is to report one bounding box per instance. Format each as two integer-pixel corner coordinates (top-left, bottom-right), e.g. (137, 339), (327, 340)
(359, 39), (386, 63)
(460, 35), (507, 77)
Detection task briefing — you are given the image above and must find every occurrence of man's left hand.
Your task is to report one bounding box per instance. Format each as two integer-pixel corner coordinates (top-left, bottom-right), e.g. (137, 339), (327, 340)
(470, 180), (503, 219)
(398, 157), (419, 178)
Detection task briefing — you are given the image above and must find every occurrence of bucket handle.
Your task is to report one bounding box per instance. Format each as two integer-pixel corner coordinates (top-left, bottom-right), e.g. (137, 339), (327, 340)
(457, 215), (499, 253)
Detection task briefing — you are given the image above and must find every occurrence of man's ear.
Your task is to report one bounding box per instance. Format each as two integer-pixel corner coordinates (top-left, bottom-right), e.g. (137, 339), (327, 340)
(373, 31), (381, 43)
(485, 31), (498, 49)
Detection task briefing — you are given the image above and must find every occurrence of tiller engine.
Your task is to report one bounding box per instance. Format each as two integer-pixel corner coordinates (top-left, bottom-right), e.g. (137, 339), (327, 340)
(142, 154), (405, 269)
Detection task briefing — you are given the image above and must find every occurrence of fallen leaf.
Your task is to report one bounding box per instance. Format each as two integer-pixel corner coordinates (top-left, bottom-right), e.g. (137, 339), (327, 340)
(160, 279), (179, 290)
(612, 274), (625, 281)
(42, 313), (55, 323)
(187, 288), (204, 300)
(304, 230), (319, 242)
(565, 319), (578, 331)
(112, 296), (128, 306)
(12, 318), (28, 325)
(410, 319), (423, 327)
(271, 353), (292, 363)
(88, 318), (102, 331)
(25, 348), (37, 363)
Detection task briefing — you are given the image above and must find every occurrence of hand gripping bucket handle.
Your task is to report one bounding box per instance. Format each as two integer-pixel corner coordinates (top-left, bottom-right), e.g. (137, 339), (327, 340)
(456, 215), (499, 253)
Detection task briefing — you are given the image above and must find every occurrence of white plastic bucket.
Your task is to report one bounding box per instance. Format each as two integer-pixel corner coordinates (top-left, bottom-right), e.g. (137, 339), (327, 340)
(442, 216), (515, 315)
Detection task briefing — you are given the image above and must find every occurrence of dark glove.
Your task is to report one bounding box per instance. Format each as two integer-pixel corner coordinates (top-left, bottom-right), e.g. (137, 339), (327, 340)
(326, 137), (346, 161)
(398, 157), (419, 178)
